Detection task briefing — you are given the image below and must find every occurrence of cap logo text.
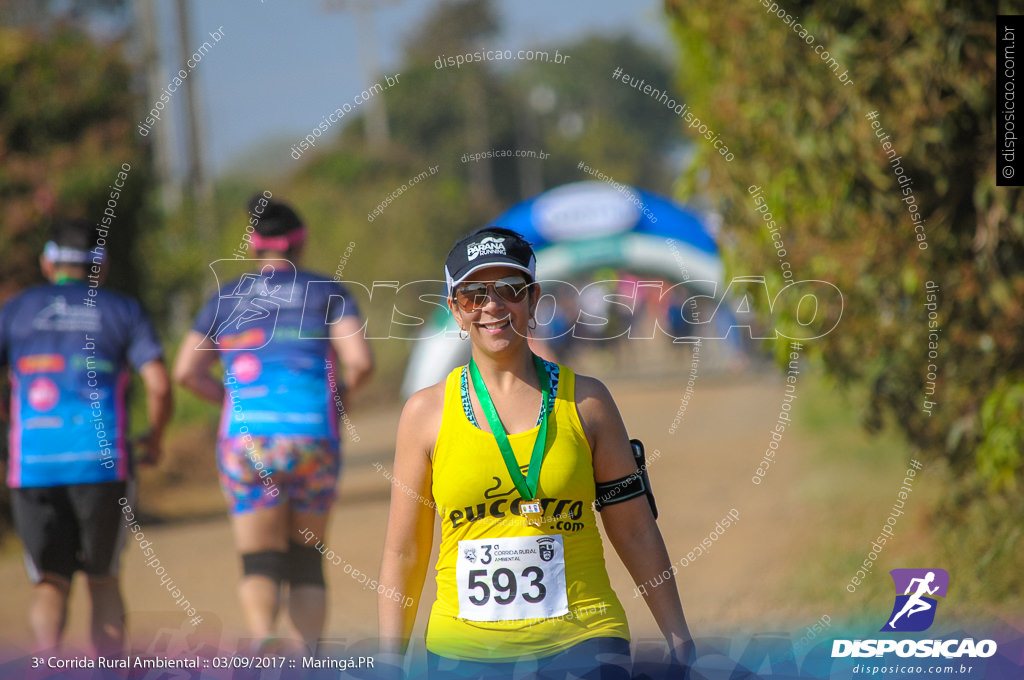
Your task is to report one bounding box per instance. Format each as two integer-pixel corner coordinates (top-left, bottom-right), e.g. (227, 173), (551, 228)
(467, 237), (506, 261)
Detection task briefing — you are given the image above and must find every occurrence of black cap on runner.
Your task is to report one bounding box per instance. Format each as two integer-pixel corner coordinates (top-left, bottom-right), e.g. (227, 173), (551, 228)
(444, 227), (536, 296)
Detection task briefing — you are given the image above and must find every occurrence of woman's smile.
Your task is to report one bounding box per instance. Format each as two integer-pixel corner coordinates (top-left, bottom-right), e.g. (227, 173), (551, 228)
(475, 317), (512, 334)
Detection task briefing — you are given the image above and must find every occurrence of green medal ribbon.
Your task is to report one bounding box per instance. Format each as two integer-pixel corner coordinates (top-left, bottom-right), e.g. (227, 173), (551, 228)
(468, 355), (550, 502)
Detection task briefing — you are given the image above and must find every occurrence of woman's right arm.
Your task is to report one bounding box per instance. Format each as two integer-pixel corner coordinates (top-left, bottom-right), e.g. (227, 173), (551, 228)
(378, 385), (442, 661)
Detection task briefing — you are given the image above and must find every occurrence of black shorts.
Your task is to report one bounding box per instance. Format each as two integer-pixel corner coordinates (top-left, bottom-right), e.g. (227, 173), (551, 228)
(11, 480), (130, 583)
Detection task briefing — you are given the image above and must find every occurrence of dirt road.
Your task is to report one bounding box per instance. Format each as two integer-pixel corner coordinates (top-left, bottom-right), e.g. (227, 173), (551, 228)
(0, 363), (823, 656)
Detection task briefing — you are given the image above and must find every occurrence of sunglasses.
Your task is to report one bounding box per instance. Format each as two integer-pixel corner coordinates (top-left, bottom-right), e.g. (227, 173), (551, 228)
(453, 276), (530, 312)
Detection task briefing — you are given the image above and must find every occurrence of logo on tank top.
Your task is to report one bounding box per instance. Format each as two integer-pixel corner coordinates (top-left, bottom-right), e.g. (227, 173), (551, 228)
(448, 497), (586, 533)
(27, 377), (60, 411)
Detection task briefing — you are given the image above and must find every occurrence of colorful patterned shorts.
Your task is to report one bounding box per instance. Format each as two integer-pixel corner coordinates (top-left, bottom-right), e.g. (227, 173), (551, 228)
(217, 436), (340, 515)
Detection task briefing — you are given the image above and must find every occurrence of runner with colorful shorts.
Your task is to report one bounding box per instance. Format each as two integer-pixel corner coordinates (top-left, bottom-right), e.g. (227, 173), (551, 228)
(174, 195), (373, 653)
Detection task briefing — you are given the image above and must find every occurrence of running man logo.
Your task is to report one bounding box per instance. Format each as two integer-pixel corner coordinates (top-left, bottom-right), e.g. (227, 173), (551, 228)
(202, 261), (296, 349)
(467, 236), (506, 261)
(881, 568), (949, 632)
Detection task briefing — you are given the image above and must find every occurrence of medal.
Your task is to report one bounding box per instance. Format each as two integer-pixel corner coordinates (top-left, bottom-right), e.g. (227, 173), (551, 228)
(519, 500), (543, 526)
(469, 355), (551, 529)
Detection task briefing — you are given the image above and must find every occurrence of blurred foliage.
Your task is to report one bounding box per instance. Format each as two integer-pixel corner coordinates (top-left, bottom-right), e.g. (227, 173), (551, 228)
(664, 0), (1024, 497)
(0, 23), (152, 300)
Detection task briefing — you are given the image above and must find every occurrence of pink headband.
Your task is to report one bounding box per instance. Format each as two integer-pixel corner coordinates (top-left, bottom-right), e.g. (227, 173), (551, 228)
(250, 226), (307, 251)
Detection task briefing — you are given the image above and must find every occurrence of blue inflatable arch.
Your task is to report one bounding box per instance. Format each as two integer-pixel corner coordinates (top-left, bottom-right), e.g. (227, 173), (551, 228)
(401, 181), (723, 396)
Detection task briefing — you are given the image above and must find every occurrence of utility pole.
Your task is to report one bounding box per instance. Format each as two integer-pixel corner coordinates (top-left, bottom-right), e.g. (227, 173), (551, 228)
(322, 0), (396, 154)
(136, 0), (178, 211)
(174, 0), (212, 210)
(169, 0), (216, 255)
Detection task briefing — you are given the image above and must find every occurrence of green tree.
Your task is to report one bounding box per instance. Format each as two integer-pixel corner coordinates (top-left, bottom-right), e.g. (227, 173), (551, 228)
(663, 0), (1023, 497)
(0, 24), (152, 300)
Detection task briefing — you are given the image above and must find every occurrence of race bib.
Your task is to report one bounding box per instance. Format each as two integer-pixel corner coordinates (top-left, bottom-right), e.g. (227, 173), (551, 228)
(455, 534), (569, 622)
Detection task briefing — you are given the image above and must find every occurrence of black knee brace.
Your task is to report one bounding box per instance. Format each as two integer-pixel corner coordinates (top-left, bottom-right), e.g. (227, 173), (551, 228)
(286, 541), (325, 587)
(241, 550), (287, 584)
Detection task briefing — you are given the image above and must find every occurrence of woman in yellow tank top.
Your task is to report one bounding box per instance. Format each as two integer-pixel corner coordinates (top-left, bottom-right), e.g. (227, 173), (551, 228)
(379, 228), (694, 679)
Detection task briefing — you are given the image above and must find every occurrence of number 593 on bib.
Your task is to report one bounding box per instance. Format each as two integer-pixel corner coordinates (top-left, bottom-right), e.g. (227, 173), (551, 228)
(456, 534), (569, 622)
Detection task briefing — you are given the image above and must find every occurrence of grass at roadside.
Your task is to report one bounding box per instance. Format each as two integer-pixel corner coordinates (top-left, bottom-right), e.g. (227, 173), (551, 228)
(787, 366), (1022, 630)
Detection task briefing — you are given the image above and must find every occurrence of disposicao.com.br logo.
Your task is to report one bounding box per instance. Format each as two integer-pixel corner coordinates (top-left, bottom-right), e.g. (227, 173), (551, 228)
(832, 569), (998, 659)
(882, 568), (948, 633)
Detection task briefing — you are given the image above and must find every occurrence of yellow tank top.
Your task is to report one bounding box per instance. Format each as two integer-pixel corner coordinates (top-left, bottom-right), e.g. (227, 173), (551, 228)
(426, 363), (630, 662)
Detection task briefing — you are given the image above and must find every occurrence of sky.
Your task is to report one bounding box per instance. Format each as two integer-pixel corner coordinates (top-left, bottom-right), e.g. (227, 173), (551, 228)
(146, 0), (673, 176)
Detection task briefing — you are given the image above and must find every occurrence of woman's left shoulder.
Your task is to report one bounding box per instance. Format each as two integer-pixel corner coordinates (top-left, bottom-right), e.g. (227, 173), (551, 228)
(570, 372), (618, 416)
(568, 372), (627, 453)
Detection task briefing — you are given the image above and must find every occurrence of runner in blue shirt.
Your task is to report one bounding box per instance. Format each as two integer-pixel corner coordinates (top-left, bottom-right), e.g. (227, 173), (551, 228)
(0, 218), (172, 656)
(174, 195), (373, 653)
